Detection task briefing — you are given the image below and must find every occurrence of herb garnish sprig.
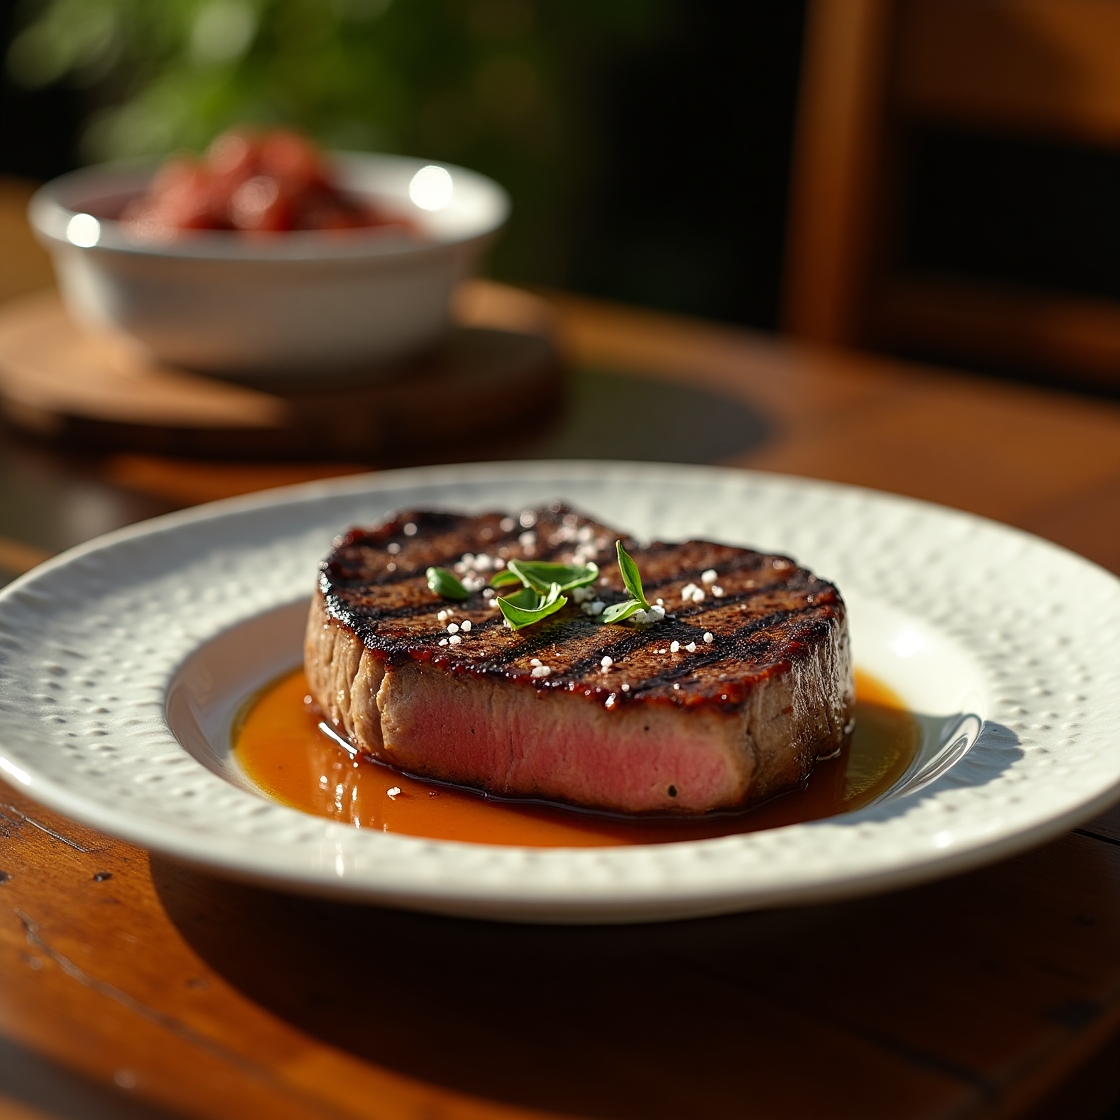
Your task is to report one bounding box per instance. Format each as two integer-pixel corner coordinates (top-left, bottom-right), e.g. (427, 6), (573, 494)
(600, 541), (663, 624)
(490, 558), (599, 594)
(426, 566), (470, 600)
(495, 581), (567, 629)
(490, 559), (597, 629)
(426, 532), (664, 631)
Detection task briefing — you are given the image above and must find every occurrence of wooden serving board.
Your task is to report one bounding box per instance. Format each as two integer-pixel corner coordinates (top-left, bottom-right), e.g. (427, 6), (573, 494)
(0, 280), (561, 461)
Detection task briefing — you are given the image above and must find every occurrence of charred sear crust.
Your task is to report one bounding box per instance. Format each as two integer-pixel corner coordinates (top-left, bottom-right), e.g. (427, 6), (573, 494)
(306, 503), (854, 814)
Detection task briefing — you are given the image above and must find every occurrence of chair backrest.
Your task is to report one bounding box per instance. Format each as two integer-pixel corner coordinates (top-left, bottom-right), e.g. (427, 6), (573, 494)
(782, 0), (1120, 388)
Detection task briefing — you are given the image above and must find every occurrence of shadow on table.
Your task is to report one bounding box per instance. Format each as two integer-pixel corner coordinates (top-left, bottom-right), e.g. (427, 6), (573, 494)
(151, 806), (1115, 1120)
(525, 368), (772, 464)
(0, 1034), (186, 1120)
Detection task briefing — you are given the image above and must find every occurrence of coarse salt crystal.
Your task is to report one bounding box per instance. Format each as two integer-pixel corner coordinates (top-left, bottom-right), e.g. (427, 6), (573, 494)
(604, 693), (616, 709)
(531, 665), (551, 678)
(621, 683), (630, 692)
(482, 589), (495, 599)
(690, 588), (705, 603)
(474, 554), (493, 572)
(703, 632), (714, 643)
(685, 641), (697, 652)
(701, 569), (718, 584)
(670, 640), (680, 653)
(460, 619), (472, 632)
(600, 655), (613, 668)
(386, 562), (396, 572)
(438, 638), (448, 646)
(448, 634), (462, 646)
(387, 786), (401, 798)
(530, 658), (542, 666)
(681, 583), (698, 600)
(403, 523), (417, 536)
(673, 683), (681, 690)
(446, 623), (459, 634)
(500, 517), (515, 532)
(519, 510), (537, 528)
(437, 609), (450, 621)
(712, 586), (725, 597)
(518, 530), (536, 549)
(387, 542), (401, 554)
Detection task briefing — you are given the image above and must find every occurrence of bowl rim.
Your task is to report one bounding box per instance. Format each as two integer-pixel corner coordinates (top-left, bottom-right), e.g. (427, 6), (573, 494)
(28, 150), (510, 263)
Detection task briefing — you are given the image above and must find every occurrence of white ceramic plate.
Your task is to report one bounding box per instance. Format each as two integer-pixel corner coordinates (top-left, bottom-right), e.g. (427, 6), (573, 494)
(1, 462), (1118, 924)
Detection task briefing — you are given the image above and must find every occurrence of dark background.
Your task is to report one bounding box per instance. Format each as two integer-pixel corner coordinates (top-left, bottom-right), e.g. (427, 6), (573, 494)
(5, 0), (1120, 335)
(0, 0), (807, 330)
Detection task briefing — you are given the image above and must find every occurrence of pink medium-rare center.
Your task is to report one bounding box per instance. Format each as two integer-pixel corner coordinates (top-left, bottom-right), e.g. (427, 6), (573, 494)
(305, 505), (854, 815)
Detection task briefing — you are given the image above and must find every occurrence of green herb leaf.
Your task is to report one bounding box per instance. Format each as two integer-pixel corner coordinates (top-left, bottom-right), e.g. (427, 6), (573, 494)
(615, 541), (651, 609)
(426, 566), (470, 600)
(489, 568), (524, 589)
(599, 599), (646, 624)
(498, 581), (568, 630)
(506, 558), (599, 594)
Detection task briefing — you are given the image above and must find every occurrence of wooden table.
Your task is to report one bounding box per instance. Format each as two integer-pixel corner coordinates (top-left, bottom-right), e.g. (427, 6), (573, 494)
(1, 177), (1119, 1120)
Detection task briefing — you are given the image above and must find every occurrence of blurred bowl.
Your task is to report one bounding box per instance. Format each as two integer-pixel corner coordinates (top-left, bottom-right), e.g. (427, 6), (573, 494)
(28, 153), (509, 379)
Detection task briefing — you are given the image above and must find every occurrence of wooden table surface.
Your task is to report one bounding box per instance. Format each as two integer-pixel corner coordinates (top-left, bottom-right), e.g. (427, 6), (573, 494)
(1, 177), (1120, 1120)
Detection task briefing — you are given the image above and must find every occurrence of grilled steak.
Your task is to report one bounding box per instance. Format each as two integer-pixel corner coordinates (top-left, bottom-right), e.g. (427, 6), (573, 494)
(305, 505), (853, 815)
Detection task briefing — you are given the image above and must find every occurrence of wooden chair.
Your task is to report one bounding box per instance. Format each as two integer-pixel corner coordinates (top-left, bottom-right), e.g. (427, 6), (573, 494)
(783, 0), (1120, 389)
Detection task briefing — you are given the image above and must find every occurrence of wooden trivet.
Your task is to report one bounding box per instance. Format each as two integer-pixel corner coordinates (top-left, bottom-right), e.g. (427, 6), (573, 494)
(0, 281), (561, 461)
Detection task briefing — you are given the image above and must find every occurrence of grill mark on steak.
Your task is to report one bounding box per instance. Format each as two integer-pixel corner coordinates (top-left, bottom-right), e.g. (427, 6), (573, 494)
(317, 505), (845, 710)
(307, 504), (854, 814)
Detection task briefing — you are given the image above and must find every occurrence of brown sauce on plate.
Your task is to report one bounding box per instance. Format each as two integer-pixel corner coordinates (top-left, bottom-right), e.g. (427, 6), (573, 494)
(234, 669), (919, 847)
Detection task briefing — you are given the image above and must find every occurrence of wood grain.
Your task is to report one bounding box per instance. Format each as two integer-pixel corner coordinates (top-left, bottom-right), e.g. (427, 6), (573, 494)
(896, 0), (1120, 143)
(2, 789), (1120, 1119)
(781, 0), (894, 343)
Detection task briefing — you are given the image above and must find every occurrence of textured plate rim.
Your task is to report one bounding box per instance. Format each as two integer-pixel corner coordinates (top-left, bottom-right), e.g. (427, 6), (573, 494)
(1, 460), (1118, 924)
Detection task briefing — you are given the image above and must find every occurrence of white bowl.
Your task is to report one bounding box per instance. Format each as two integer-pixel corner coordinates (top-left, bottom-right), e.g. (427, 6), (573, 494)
(28, 153), (510, 379)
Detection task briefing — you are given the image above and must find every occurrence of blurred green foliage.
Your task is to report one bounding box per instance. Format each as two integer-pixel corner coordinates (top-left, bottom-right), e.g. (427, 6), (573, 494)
(5, 0), (666, 281)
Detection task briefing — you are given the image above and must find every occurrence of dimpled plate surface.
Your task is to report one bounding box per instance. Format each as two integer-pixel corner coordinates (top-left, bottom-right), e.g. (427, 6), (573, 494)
(0, 461), (1118, 923)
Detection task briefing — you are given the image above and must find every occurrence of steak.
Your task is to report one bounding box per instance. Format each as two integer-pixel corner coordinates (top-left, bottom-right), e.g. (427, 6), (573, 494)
(305, 504), (853, 815)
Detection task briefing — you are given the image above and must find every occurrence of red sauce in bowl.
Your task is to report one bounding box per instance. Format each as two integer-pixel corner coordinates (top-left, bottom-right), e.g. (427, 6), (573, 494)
(121, 127), (413, 239)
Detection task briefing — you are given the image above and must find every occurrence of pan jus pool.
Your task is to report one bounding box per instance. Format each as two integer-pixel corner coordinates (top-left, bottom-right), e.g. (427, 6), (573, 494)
(234, 669), (917, 847)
